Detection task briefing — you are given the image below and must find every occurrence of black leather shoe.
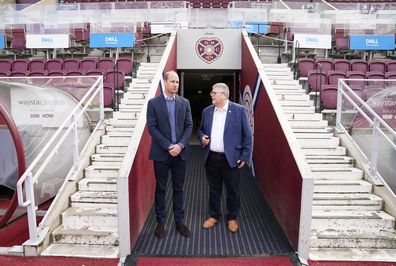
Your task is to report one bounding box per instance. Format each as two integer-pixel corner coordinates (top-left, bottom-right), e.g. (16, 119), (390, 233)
(154, 224), (165, 238)
(175, 224), (191, 237)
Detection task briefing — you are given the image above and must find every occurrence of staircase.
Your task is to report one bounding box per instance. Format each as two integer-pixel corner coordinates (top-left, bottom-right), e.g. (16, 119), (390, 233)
(41, 63), (158, 258)
(262, 63), (396, 261)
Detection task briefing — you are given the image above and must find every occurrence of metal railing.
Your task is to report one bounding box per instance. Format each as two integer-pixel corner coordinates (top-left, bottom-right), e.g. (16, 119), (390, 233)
(16, 76), (105, 245)
(336, 79), (396, 196)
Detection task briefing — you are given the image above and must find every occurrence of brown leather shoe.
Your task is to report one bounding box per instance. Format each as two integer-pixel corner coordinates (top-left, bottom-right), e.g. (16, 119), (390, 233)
(202, 217), (218, 229)
(227, 220), (239, 233)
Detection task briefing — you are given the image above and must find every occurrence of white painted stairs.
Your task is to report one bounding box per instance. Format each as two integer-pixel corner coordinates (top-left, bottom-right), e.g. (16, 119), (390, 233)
(263, 63), (396, 261)
(41, 63), (158, 258)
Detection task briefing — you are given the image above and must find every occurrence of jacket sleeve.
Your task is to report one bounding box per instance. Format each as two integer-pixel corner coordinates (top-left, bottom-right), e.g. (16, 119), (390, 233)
(146, 99), (172, 151)
(178, 99), (193, 147)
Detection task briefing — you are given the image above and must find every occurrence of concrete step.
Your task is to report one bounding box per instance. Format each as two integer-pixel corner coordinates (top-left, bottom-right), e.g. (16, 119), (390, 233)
(274, 89), (306, 95)
(101, 135), (131, 146)
(302, 146), (347, 156)
(306, 155), (354, 168)
(311, 167), (363, 180)
(295, 132), (334, 139)
(71, 191), (117, 208)
(119, 98), (146, 105)
(268, 75), (293, 81)
(52, 225), (118, 246)
(309, 247), (396, 262)
(62, 207), (118, 229)
(85, 165), (119, 179)
(311, 229), (396, 249)
(105, 130), (134, 137)
(277, 94), (310, 101)
(283, 106), (315, 113)
(112, 111), (141, 120)
(96, 144), (127, 154)
(313, 193), (383, 211)
(289, 120), (328, 129)
(262, 63), (289, 68)
(107, 118), (137, 127)
(131, 78), (152, 85)
(268, 79), (299, 86)
(271, 84), (303, 90)
(119, 103), (145, 110)
(91, 153), (124, 163)
(293, 127), (333, 134)
(78, 178), (117, 192)
(311, 210), (395, 231)
(105, 125), (134, 133)
(265, 71), (293, 77)
(314, 179), (372, 193)
(298, 137), (339, 148)
(286, 113), (323, 121)
(280, 100), (314, 107)
(124, 91), (147, 98)
(41, 243), (119, 258)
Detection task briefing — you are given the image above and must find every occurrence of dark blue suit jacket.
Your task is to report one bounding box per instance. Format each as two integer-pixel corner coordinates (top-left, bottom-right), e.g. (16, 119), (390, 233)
(197, 101), (253, 168)
(147, 94), (193, 161)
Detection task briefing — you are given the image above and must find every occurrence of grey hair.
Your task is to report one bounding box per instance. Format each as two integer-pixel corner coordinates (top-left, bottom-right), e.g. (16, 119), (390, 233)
(212, 83), (229, 98)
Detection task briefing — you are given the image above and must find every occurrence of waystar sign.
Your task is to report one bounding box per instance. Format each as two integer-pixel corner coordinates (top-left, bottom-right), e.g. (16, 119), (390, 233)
(26, 34), (69, 48)
(90, 33), (134, 48)
(350, 35), (395, 50)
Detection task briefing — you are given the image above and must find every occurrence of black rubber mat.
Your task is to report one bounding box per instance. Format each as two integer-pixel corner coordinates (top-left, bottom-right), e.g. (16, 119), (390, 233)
(129, 146), (294, 259)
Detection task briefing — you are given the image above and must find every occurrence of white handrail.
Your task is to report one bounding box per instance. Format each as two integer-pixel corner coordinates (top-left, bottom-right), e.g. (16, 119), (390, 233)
(16, 76), (104, 244)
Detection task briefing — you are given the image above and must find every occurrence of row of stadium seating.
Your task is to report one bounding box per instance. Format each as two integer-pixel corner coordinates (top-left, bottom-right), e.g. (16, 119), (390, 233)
(299, 58), (396, 77)
(0, 57), (133, 77)
(307, 69), (396, 92)
(321, 84), (391, 110)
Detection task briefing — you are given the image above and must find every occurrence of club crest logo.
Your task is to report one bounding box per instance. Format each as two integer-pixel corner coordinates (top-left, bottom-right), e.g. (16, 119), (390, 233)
(195, 37), (224, 64)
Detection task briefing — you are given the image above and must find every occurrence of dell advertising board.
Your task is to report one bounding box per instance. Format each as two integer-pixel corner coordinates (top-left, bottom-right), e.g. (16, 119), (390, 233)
(90, 33), (134, 48)
(350, 35), (395, 50)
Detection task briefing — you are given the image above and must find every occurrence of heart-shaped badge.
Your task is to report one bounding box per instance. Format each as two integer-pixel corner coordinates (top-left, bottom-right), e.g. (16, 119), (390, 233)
(195, 37), (224, 64)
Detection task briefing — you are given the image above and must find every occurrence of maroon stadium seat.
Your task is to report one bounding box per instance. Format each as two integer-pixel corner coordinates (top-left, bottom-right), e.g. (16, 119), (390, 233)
(351, 59), (368, 74)
(29, 59), (46, 72)
(0, 59), (12, 73)
(12, 59), (29, 72)
(321, 85), (338, 109)
(316, 58), (333, 73)
(328, 70), (347, 86)
(298, 58), (315, 77)
(366, 71), (385, 87)
(368, 60), (386, 74)
(333, 59), (350, 73)
(79, 58), (97, 73)
(63, 58), (80, 72)
(347, 71), (366, 91)
(46, 58), (63, 72)
(97, 58), (115, 73)
(307, 70), (328, 92)
(117, 57), (133, 76)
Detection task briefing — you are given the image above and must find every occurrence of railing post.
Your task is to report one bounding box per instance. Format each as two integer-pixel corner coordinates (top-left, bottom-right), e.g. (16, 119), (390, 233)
(336, 80), (343, 132)
(99, 78), (104, 122)
(72, 113), (79, 167)
(369, 118), (381, 183)
(25, 172), (38, 243)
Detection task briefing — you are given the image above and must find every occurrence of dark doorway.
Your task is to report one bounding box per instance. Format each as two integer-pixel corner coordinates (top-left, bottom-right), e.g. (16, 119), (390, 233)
(180, 70), (237, 143)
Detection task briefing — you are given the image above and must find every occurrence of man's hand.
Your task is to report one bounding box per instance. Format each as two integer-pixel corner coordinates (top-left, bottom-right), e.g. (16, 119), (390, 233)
(236, 160), (245, 169)
(169, 144), (182, 157)
(201, 135), (210, 146)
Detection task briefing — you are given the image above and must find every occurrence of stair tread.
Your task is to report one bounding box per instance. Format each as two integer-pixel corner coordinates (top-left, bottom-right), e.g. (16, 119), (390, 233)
(41, 243), (118, 258)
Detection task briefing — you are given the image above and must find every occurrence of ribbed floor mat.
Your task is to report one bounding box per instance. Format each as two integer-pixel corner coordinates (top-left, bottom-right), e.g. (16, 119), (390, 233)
(130, 146), (293, 258)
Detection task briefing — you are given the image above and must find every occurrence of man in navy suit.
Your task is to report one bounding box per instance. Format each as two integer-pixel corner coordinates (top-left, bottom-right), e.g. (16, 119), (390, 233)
(197, 83), (252, 233)
(147, 71), (193, 238)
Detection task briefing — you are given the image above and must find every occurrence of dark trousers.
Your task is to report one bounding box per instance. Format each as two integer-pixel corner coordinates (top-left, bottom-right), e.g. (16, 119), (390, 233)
(153, 155), (186, 225)
(205, 152), (240, 221)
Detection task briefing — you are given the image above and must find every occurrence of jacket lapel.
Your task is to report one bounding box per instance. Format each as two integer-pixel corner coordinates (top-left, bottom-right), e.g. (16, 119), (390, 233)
(159, 96), (171, 131)
(224, 101), (233, 131)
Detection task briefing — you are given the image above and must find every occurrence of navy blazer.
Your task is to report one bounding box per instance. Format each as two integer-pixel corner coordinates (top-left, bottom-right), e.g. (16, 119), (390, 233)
(197, 101), (253, 168)
(147, 94), (193, 161)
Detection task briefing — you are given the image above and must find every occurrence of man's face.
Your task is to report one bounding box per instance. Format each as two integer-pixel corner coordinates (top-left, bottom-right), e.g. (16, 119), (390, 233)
(164, 72), (179, 95)
(210, 87), (226, 106)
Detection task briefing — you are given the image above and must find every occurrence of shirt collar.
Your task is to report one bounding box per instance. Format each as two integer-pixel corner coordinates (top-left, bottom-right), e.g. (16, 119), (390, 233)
(164, 93), (175, 100)
(215, 100), (229, 112)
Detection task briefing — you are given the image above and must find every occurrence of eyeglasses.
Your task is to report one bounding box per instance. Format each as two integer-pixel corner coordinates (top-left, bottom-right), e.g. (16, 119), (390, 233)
(210, 91), (225, 96)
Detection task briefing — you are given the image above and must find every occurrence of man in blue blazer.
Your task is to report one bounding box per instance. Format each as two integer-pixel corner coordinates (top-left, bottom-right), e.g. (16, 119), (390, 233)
(197, 83), (252, 233)
(147, 71), (193, 238)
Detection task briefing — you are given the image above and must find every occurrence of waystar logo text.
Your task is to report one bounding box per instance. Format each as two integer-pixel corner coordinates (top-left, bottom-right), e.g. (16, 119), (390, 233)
(41, 37), (54, 43)
(105, 37), (118, 44)
(366, 38), (379, 46)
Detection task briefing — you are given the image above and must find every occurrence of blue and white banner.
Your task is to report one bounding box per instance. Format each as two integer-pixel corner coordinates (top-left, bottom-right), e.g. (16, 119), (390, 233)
(228, 21), (268, 34)
(151, 22), (188, 34)
(0, 35), (4, 49)
(294, 33), (331, 49)
(350, 35), (395, 50)
(26, 34), (69, 48)
(90, 33), (134, 48)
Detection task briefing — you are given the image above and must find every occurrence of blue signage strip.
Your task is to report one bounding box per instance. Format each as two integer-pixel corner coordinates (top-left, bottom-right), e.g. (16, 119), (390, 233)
(350, 35), (395, 50)
(228, 21), (268, 34)
(0, 35), (5, 49)
(90, 33), (134, 48)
